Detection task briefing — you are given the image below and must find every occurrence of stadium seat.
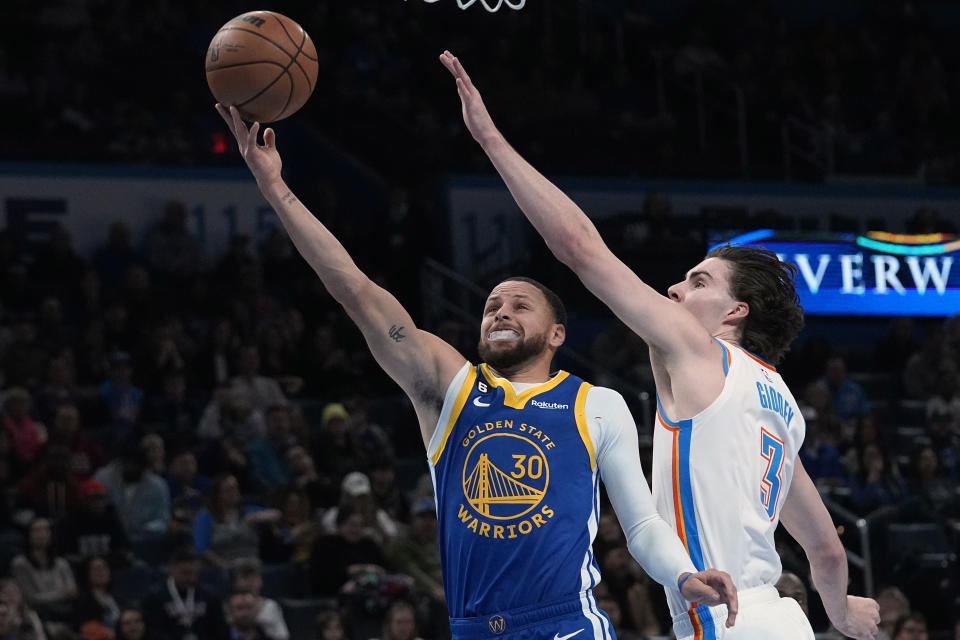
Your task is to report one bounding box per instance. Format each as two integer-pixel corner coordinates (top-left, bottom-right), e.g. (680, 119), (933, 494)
(280, 597), (337, 639)
(260, 562), (309, 599)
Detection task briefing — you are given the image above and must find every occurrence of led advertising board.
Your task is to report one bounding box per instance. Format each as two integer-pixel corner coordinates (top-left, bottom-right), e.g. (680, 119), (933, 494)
(709, 231), (959, 316)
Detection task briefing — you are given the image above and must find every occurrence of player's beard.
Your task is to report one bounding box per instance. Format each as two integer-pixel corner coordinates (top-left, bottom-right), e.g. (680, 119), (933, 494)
(477, 331), (549, 374)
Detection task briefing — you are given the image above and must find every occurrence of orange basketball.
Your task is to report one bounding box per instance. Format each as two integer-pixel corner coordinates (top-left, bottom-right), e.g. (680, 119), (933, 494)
(205, 11), (318, 123)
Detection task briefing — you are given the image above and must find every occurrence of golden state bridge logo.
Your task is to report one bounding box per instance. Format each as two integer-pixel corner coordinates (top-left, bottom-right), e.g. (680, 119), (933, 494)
(456, 430), (556, 540)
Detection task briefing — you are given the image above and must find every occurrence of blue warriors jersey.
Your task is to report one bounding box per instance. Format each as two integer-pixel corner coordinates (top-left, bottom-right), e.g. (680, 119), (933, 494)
(428, 363), (605, 620)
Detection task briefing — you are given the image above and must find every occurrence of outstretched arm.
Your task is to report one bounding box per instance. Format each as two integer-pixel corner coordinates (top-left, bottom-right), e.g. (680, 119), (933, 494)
(591, 387), (738, 627)
(780, 460), (879, 640)
(439, 52), (712, 362)
(216, 105), (466, 446)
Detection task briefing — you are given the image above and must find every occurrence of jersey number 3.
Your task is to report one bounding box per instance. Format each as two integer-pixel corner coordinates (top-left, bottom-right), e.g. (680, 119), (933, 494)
(760, 428), (785, 521)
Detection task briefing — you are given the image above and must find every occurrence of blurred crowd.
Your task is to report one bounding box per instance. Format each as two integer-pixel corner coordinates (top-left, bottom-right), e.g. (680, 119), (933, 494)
(0, 189), (956, 640)
(5, 0), (960, 183)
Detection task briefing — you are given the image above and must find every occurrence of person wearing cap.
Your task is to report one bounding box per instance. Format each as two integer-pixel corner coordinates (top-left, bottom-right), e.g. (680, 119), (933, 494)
(319, 471), (399, 545)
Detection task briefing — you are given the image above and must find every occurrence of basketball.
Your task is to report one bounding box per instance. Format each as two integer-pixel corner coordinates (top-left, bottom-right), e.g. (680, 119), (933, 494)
(205, 11), (318, 123)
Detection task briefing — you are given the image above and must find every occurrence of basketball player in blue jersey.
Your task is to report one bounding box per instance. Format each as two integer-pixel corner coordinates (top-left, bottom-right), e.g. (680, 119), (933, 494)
(215, 103), (738, 640)
(441, 52), (881, 640)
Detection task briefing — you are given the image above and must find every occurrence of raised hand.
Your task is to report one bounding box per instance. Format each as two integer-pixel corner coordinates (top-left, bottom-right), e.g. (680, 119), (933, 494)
(439, 51), (501, 146)
(679, 569), (739, 628)
(832, 596), (880, 640)
(214, 103), (283, 189)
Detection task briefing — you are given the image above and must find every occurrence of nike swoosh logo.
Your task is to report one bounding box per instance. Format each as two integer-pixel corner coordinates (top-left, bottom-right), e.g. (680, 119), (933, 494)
(473, 397), (491, 407)
(554, 629), (585, 640)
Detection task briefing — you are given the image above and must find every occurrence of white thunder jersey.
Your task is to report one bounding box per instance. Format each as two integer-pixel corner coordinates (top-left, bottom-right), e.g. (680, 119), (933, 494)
(651, 339), (805, 638)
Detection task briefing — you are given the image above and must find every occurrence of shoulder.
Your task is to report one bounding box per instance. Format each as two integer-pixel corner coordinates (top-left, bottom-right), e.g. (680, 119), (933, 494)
(584, 385), (630, 415)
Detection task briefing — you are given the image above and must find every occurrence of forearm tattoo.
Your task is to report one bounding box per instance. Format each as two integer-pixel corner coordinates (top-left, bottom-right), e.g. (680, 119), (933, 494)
(388, 324), (406, 342)
(280, 191), (297, 205)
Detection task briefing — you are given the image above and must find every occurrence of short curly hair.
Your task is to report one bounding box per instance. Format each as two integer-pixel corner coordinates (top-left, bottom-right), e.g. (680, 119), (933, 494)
(706, 245), (805, 365)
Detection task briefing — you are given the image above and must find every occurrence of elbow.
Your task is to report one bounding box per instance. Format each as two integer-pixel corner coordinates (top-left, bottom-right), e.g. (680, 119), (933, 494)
(551, 227), (602, 271)
(329, 274), (371, 310)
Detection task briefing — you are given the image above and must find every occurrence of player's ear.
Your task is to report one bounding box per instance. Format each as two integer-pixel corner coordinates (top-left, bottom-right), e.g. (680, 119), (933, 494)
(726, 301), (749, 323)
(549, 323), (566, 348)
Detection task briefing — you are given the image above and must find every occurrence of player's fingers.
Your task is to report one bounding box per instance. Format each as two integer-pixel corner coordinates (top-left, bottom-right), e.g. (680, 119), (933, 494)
(263, 127), (276, 149)
(452, 56), (475, 91)
(722, 579), (738, 627)
(439, 52), (456, 76)
(249, 121), (261, 149)
(229, 106), (247, 146)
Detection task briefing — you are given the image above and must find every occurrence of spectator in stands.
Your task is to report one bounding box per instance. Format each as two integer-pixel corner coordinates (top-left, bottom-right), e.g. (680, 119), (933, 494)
(143, 200), (200, 289)
(368, 459), (409, 525)
(892, 612), (929, 640)
(46, 404), (105, 481)
(373, 601), (422, 640)
(284, 444), (333, 510)
(166, 449), (209, 534)
(142, 546), (226, 640)
(192, 473), (280, 568)
(798, 405), (850, 489)
(927, 405), (960, 481)
(34, 355), (79, 428)
(73, 555), (121, 633)
(10, 517), (77, 617)
(311, 404), (359, 501)
(0, 578), (46, 640)
(926, 369), (960, 435)
(114, 607), (156, 640)
(192, 318), (239, 390)
(874, 317), (919, 375)
(230, 558), (289, 640)
(316, 611), (345, 640)
(906, 445), (959, 521)
(56, 478), (131, 566)
(775, 571), (809, 617)
(198, 387), (265, 450)
(386, 497), (445, 639)
(142, 371), (201, 447)
(93, 221), (141, 294)
(259, 486), (318, 565)
(320, 472), (399, 544)
(877, 587), (911, 640)
(594, 587), (642, 640)
(247, 405), (295, 492)
(851, 443), (909, 518)
(820, 356), (870, 421)
(598, 545), (661, 637)
(94, 440), (170, 538)
(2, 387), (45, 464)
(310, 504), (388, 598)
(230, 345), (288, 416)
(225, 591), (270, 640)
(904, 331), (951, 400)
(140, 433), (165, 476)
(97, 351), (144, 440)
(16, 443), (82, 520)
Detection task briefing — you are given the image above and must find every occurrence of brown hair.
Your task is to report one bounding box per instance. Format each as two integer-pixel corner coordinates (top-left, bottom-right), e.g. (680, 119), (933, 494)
(706, 245), (804, 364)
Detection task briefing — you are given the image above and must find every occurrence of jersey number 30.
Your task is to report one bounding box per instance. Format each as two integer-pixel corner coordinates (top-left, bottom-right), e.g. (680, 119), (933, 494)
(760, 429), (785, 521)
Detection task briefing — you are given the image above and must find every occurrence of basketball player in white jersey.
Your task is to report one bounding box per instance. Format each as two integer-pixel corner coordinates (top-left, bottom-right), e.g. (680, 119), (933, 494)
(441, 51), (880, 640)
(214, 103), (738, 639)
